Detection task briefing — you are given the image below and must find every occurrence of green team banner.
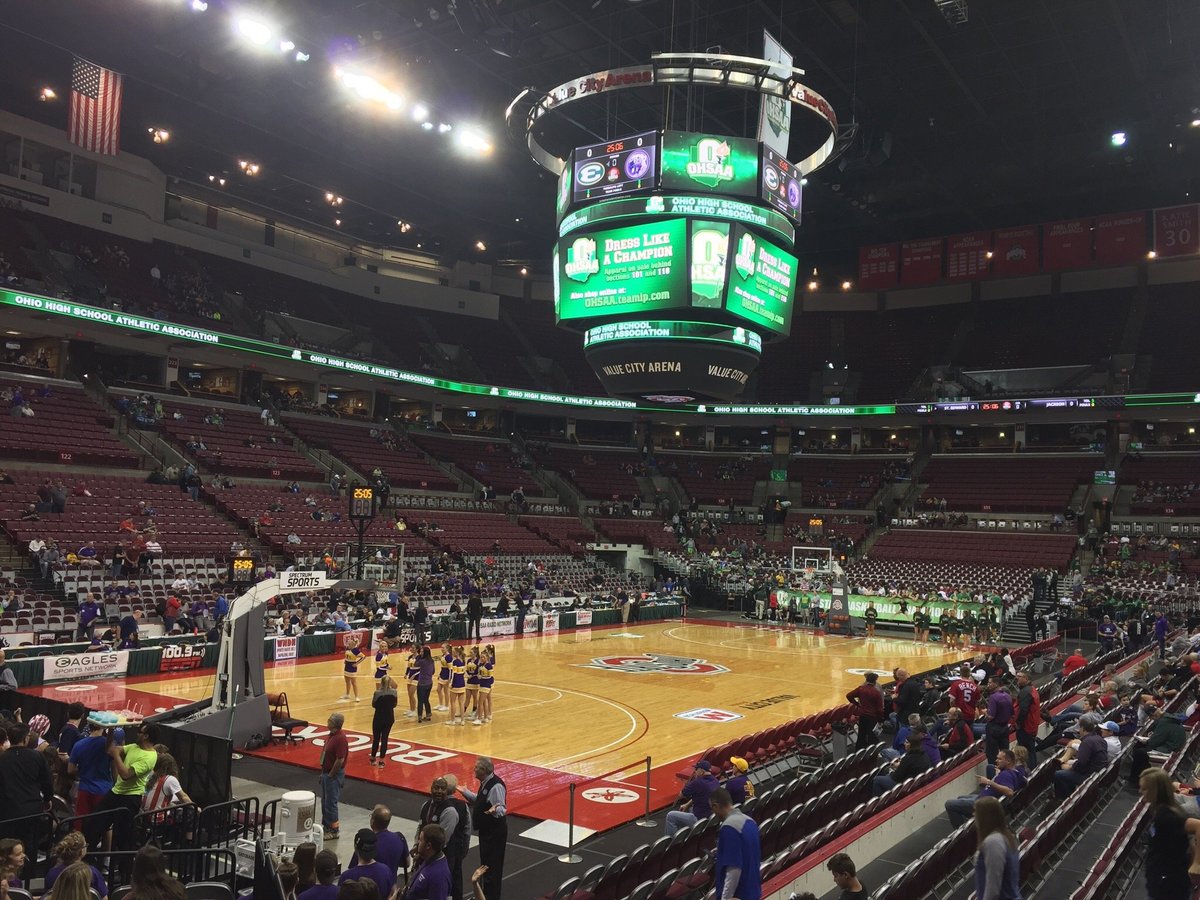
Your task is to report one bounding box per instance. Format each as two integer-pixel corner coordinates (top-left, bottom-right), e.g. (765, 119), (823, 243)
(556, 218), (689, 321)
(660, 132), (760, 198)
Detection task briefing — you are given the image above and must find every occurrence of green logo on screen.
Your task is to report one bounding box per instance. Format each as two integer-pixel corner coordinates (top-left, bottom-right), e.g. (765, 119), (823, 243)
(564, 237), (600, 283)
(735, 233), (757, 280)
(685, 138), (734, 188)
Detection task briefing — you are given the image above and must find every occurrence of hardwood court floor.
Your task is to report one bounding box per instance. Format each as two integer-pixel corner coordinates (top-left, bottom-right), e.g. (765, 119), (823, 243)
(130, 620), (962, 772)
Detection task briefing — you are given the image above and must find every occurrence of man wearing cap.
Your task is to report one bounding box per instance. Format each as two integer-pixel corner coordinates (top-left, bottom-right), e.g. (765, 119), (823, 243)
(725, 758), (755, 806)
(666, 760), (720, 836)
(943, 749), (1025, 827)
(340, 828), (396, 898)
(1099, 721), (1123, 757)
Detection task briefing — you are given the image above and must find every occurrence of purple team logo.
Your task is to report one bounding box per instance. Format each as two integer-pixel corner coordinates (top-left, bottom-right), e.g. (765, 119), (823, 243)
(786, 179), (802, 209)
(624, 149), (652, 180)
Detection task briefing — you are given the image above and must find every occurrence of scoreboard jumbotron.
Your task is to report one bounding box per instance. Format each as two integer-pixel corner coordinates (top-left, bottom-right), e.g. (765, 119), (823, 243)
(551, 129), (803, 403)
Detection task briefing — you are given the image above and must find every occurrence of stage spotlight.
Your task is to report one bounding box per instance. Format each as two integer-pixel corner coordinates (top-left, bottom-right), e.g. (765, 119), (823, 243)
(238, 159), (261, 176)
(233, 14), (276, 47)
(279, 39), (296, 53)
(1110, 131), (1127, 147)
(475, 240), (487, 251)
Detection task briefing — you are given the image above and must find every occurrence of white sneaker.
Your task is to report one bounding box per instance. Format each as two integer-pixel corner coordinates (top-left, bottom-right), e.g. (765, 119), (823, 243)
(338, 695), (350, 701)
(353, 697), (361, 702)
(404, 711), (417, 717)
(471, 719), (483, 726)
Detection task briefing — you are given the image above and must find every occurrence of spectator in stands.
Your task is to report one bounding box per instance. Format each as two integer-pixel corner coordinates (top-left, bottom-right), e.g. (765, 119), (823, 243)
(1154, 611), (1170, 659)
(44, 833), (107, 899)
(1130, 705), (1187, 783)
(892, 668), (923, 725)
(725, 757), (754, 805)
(883, 714), (921, 762)
(826, 852), (866, 900)
(299, 850), (339, 900)
(58, 703), (86, 756)
(142, 753), (190, 814)
(971, 797), (1022, 900)
(419, 777), (469, 900)
(68, 727), (115, 824)
(944, 749), (1025, 827)
(1061, 648), (1088, 681)
(78, 593), (102, 642)
(847, 672), (884, 750)
(983, 676), (1014, 765)
(46, 860), (96, 900)
(119, 609), (143, 649)
(1053, 718), (1107, 799)
(1138, 767), (1200, 899)
(0, 722), (52, 881)
(127, 845), (185, 900)
(320, 713), (348, 838)
(339, 829), (396, 898)
(940, 707), (976, 757)
(78, 542), (102, 569)
(457, 758), (506, 900)
(872, 732), (932, 796)
(1013, 671), (1041, 766)
(710, 787), (761, 900)
(403, 824), (452, 900)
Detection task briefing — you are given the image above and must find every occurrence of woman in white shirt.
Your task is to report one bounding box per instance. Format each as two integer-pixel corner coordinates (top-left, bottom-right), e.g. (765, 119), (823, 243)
(142, 753), (192, 817)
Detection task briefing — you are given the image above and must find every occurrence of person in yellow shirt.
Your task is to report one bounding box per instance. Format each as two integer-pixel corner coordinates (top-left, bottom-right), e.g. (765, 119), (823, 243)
(97, 723), (159, 855)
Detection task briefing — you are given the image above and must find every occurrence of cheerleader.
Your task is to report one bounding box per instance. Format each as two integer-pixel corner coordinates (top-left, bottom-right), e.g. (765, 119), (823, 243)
(374, 638), (391, 685)
(404, 643), (420, 718)
(473, 644), (494, 725)
(340, 635), (366, 702)
(465, 646), (481, 722)
(446, 646), (466, 726)
(436, 641), (453, 712)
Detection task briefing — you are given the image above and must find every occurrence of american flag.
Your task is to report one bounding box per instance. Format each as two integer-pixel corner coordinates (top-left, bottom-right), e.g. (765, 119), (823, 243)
(68, 57), (124, 156)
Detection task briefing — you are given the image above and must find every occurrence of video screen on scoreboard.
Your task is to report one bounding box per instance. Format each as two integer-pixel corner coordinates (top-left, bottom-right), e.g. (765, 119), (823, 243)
(690, 220), (730, 309)
(572, 131), (658, 205)
(556, 218), (688, 322)
(723, 224), (797, 335)
(660, 131), (759, 198)
(760, 147), (803, 221)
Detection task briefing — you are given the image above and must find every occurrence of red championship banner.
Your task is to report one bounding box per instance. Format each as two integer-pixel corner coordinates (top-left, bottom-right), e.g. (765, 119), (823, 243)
(899, 237), (944, 285)
(857, 243), (899, 290)
(1094, 211), (1147, 264)
(1042, 218), (1092, 270)
(991, 226), (1040, 276)
(1153, 204), (1200, 257)
(945, 232), (990, 281)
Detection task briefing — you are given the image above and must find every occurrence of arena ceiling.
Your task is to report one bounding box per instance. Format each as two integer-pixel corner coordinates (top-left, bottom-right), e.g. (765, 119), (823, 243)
(1, 0), (1197, 272)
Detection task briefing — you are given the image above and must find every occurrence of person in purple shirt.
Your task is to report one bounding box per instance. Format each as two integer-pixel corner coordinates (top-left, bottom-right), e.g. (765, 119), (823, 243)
(1053, 718), (1108, 799)
(350, 806), (409, 885)
(44, 833), (109, 899)
(912, 722), (941, 765)
(666, 760), (720, 836)
(984, 678), (1014, 766)
(338, 830), (395, 899)
(403, 824), (453, 900)
(1155, 612), (1169, 659)
(944, 749), (1026, 827)
(298, 850), (339, 900)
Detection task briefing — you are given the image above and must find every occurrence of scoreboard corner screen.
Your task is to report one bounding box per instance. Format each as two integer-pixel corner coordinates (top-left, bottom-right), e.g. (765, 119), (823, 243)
(572, 131), (658, 206)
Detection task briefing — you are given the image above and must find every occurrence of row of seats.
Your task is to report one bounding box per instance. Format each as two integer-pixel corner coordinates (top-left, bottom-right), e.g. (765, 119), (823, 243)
(283, 416), (458, 491)
(920, 455), (1095, 512)
(408, 432), (534, 494)
(0, 379), (139, 467)
(865, 529), (1077, 569)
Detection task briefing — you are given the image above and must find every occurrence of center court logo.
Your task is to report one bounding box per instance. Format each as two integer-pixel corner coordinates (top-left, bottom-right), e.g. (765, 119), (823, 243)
(579, 654), (730, 675)
(564, 237), (600, 282)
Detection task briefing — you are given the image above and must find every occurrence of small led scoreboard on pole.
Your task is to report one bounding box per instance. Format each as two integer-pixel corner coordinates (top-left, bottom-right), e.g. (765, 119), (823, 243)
(348, 485), (376, 580)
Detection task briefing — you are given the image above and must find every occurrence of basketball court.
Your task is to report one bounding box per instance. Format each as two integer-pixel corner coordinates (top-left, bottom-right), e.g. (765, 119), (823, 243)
(26, 618), (963, 838)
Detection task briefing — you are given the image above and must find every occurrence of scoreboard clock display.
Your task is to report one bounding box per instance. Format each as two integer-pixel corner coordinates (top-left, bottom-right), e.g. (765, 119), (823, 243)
(350, 486), (376, 519)
(229, 557), (257, 584)
(572, 131), (658, 205)
(760, 147), (803, 221)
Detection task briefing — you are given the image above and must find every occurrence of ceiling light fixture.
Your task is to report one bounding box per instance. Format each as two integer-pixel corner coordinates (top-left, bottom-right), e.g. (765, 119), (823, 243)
(39, 87), (57, 102)
(233, 14), (276, 47)
(1110, 131), (1127, 147)
(475, 240), (487, 252)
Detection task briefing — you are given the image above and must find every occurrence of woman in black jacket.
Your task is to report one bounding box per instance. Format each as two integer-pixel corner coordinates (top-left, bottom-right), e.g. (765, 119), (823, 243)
(370, 675), (399, 767)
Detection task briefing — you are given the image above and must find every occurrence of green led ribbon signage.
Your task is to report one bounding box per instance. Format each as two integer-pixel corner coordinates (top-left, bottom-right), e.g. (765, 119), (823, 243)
(723, 224), (797, 335)
(558, 194), (795, 244)
(583, 320), (762, 352)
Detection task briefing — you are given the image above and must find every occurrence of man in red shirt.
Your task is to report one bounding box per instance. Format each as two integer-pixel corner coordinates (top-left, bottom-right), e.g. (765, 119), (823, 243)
(847, 672), (884, 750)
(320, 713), (349, 838)
(1062, 648), (1088, 679)
(948, 663), (981, 728)
(163, 594), (181, 633)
